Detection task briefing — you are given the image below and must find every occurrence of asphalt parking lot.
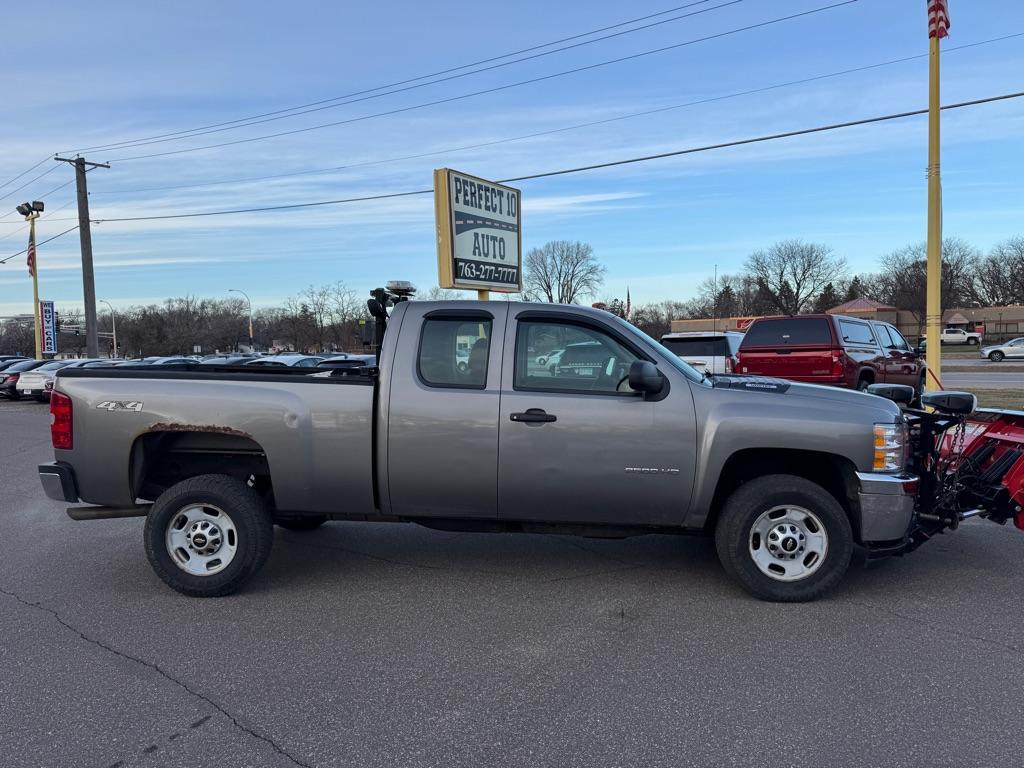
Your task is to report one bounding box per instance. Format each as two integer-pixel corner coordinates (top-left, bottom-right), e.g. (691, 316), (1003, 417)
(2, 401), (1023, 768)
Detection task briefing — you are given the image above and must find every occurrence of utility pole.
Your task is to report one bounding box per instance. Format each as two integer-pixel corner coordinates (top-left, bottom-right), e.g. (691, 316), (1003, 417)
(924, 1), (950, 391)
(54, 155), (109, 358)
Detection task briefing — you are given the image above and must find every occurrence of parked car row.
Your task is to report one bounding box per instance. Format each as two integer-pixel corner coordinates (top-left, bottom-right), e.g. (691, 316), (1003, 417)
(0, 352), (379, 403)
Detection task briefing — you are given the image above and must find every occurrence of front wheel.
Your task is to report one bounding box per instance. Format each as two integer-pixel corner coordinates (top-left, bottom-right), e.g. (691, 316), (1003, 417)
(715, 474), (853, 602)
(968, 337), (979, 345)
(144, 474), (274, 597)
(989, 351), (1005, 362)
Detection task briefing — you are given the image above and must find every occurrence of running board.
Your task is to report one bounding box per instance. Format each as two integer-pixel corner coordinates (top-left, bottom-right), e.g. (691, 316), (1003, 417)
(66, 505), (151, 521)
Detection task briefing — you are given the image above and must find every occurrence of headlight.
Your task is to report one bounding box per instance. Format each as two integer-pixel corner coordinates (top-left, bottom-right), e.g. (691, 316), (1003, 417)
(873, 422), (908, 472)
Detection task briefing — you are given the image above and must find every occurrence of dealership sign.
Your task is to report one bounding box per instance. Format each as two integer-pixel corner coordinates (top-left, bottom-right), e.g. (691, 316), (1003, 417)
(434, 168), (521, 293)
(39, 300), (57, 354)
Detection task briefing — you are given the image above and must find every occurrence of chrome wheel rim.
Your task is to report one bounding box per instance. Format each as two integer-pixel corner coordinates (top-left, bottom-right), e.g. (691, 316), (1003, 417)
(165, 504), (238, 576)
(748, 505), (828, 582)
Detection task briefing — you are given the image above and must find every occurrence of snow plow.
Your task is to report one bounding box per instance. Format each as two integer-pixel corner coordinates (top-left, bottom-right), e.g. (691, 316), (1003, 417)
(869, 385), (1024, 550)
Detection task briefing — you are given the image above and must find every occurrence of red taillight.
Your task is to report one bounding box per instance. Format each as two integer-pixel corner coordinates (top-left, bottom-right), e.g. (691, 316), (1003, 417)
(50, 391), (73, 450)
(8, 373), (19, 384)
(832, 351), (846, 378)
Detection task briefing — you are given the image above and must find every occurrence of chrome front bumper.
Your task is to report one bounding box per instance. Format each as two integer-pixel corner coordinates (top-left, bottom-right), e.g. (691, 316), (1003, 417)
(855, 471), (919, 543)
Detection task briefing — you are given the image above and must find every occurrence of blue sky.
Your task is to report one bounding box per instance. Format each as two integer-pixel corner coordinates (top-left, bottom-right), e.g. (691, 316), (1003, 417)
(1, 0), (1022, 314)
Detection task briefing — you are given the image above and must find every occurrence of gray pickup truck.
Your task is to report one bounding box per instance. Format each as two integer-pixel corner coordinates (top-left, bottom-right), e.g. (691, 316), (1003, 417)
(39, 300), (919, 602)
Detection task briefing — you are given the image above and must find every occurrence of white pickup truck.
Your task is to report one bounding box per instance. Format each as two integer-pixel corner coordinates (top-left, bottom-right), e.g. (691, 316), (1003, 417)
(938, 328), (983, 345)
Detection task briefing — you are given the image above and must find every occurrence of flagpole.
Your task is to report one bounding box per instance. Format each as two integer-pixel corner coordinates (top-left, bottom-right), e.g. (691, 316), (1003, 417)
(924, 21), (943, 390)
(29, 214), (42, 359)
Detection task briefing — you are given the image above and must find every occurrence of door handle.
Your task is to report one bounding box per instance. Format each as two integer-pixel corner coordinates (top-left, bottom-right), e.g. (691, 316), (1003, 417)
(510, 408), (557, 423)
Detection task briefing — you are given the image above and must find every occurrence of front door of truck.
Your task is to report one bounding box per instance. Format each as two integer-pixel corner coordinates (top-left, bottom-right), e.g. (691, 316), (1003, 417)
(386, 304), (507, 519)
(497, 310), (696, 527)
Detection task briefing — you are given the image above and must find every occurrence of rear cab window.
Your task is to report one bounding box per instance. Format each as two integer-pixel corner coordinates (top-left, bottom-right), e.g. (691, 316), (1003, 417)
(418, 316), (492, 389)
(740, 318), (833, 347)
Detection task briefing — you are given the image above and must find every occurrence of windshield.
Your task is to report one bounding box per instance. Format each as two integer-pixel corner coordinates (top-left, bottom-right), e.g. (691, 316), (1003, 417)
(609, 315), (705, 383)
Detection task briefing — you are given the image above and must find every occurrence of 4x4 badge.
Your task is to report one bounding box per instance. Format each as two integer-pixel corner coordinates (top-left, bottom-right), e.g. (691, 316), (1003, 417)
(95, 400), (144, 412)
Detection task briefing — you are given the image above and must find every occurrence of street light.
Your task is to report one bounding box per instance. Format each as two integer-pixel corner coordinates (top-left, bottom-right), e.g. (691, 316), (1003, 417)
(100, 299), (117, 358)
(17, 200), (45, 358)
(228, 288), (254, 351)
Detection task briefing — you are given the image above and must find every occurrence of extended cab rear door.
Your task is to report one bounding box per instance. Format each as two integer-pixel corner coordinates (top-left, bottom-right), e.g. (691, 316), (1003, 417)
(385, 303), (508, 519)
(496, 308), (697, 527)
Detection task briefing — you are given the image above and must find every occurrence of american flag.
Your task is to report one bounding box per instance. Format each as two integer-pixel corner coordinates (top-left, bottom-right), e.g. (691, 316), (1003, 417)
(928, 0), (950, 39)
(26, 228), (36, 278)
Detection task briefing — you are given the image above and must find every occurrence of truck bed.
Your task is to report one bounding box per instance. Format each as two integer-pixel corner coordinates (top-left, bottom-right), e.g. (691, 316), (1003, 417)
(54, 365), (376, 514)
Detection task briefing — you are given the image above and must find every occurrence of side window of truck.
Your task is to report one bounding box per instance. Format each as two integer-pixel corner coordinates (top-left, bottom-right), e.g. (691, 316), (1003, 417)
(418, 317), (492, 389)
(838, 319), (877, 346)
(515, 320), (641, 394)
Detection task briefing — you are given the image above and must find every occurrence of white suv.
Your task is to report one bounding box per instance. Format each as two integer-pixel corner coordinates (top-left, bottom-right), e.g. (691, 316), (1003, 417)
(660, 331), (744, 375)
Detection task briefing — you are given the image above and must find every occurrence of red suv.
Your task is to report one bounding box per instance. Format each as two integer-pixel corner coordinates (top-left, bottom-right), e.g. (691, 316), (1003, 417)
(736, 314), (925, 395)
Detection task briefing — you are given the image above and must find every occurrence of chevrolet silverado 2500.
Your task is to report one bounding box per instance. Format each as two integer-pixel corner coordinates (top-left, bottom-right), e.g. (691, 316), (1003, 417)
(38, 300), (1024, 601)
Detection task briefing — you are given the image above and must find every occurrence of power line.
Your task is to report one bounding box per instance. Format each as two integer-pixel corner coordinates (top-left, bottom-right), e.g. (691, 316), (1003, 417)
(68, 0), (733, 154)
(0, 156), (52, 193)
(0, 164), (61, 206)
(0, 225), (80, 265)
(108, 1), (857, 162)
(0, 200), (77, 243)
(83, 90), (1023, 225)
(90, 32), (1024, 199)
(0, 178), (78, 224)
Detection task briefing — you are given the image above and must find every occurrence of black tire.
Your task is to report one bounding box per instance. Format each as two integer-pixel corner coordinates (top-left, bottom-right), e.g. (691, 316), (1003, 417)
(144, 474), (274, 597)
(989, 351), (1004, 362)
(968, 337), (978, 345)
(714, 474), (853, 602)
(856, 375), (872, 392)
(276, 516), (327, 531)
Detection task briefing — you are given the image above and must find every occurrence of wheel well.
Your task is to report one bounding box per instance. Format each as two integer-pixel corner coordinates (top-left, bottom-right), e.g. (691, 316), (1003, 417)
(131, 431), (274, 504)
(857, 369), (875, 384)
(705, 449), (858, 536)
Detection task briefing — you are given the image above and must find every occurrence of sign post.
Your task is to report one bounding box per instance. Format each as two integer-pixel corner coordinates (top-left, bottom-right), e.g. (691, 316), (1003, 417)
(39, 300), (57, 356)
(434, 169), (521, 300)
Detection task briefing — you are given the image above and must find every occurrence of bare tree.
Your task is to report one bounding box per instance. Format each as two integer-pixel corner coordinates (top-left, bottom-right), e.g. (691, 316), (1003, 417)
(974, 237), (1024, 306)
(523, 240), (605, 304)
(873, 237), (979, 339)
(745, 240), (847, 315)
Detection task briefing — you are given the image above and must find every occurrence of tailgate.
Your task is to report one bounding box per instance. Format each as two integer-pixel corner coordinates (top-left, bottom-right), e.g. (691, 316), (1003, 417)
(737, 347), (836, 382)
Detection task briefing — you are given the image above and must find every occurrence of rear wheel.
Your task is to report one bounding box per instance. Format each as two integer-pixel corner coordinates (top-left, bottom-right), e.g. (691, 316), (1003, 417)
(144, 474), (274, 597)
(715, 474), (853, 602)
(989, 351), (1005, 362)
(856, 375), (872, 392)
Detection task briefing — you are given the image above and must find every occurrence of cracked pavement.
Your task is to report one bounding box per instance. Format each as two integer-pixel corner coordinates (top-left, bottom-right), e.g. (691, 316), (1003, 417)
(2, 401), (1023, 767)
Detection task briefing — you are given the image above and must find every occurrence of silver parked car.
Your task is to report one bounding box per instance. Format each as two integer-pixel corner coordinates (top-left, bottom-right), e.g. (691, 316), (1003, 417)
(980, 337), (1024, 362)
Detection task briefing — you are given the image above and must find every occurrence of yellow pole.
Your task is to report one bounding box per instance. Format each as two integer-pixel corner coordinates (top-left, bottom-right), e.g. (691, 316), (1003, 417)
(924, 34), (942, 390)
(477, 290), (490, 301)
(29, 214), (42, 359)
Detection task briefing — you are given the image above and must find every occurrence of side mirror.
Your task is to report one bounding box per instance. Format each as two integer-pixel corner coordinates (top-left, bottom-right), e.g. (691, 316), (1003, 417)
(921, 391), (977, 416)
(866, 383), (915, 405)
(628, 360), (663, 396)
